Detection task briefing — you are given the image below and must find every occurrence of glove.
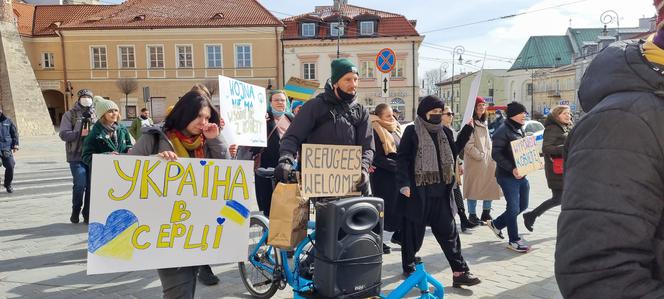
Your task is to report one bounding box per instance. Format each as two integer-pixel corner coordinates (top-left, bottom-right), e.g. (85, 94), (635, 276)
(355, 171), (370, 195)
(275, 154), (295, 183)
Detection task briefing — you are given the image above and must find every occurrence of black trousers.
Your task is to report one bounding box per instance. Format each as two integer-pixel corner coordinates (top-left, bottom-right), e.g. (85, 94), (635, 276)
(453, 186), (466, 216)
(1, 151), (14, 187)
(530, 188), (562, 218)
(255, 176), (274, 217)
(401, 196), (469, 273)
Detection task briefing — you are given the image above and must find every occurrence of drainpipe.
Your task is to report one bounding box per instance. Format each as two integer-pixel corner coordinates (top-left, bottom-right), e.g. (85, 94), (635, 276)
(56, 29), (70, 111)
(274, 27), (282, 88)
(412, 40), (416, 121)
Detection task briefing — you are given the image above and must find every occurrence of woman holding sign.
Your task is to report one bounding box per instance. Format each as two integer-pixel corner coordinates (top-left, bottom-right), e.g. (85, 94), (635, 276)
(129, 90), (230, 299)
(486, 101), (531, 253)
(397, 95), (481, 287)
(522, 105), (572, 232)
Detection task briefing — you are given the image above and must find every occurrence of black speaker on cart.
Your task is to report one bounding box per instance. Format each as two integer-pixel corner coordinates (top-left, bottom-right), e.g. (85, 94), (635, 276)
(313, 196), (384, 298)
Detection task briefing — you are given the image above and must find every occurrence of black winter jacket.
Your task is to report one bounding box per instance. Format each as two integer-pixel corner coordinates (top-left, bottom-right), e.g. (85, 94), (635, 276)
(0, 114), (18, 151)
(541, 115), (570, 191)
(279, 82), (375, 172)
(491, 119), (525, 178)
(555, 40), (664, 298)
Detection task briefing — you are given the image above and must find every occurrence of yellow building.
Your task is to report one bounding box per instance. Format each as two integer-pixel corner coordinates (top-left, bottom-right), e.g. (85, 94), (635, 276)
(532, 64), (576, 116)
(15, 0), (283, 124)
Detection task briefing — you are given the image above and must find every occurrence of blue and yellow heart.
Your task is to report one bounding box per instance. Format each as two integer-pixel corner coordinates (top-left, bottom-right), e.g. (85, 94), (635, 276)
(88, 209), (139, 261)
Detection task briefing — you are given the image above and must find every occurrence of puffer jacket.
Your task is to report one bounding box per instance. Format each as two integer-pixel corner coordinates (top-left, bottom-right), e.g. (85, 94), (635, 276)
(555, 39), (664, 298)
(541, 114), (571, 190)
(491, 119), (525, 178)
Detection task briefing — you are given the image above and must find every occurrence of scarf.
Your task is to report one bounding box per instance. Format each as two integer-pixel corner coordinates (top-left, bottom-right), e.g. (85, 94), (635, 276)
(644, 34), (664, 66)
(101, 121), (119, 149)
(273, 115), (290, 138)
(167, 130), (205, 158)
(369, 114), (401, 155)
(413, 116), (454, 186)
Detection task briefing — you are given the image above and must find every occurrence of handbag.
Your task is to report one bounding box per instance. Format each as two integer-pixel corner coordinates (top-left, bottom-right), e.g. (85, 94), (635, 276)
(551, 157), (564, 175)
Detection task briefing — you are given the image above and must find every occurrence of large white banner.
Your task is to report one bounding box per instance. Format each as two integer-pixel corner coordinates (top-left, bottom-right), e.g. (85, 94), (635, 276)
(462, 70), (483, 126)
(218, 75), (268, 147)
(87, 155), (256, 274)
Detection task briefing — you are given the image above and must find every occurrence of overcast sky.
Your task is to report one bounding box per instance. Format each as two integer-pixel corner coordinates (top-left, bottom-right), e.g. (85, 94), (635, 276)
(258, 0), (654, 76)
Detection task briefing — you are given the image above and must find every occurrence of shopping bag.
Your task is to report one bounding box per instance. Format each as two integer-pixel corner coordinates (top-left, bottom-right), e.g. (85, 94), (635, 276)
(267, 183), (309, 249)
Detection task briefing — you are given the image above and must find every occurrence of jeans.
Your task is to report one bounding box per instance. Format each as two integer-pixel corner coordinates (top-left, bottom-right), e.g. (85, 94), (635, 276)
(158, 266), (198, 299)
(466, 199), (492, 214)
(493, 176), (530, 242)
(1, 151), (14, 187)
(69, 161), (91, 219)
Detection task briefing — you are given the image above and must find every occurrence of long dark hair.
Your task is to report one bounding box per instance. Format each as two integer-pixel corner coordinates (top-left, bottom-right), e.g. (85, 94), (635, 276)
(164, 91), (220, 132)
(473, 103), (488, 122)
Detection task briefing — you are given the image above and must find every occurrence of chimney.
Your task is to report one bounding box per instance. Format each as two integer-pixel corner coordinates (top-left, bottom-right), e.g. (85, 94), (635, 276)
(597, 35), (616, 50)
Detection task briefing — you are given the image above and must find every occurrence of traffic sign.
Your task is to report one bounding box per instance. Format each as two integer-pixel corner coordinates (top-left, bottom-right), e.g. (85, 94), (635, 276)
(375, 48), (396, 74)
(381, 73), (390, 98)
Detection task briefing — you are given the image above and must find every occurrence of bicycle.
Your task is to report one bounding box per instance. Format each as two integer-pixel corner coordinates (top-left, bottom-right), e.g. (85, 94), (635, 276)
(238, 168), (445, 299)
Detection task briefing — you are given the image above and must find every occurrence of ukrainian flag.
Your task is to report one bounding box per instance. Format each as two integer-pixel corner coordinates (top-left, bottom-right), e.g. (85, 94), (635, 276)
(220, 200), (250, 225)
(284, 84), (317, 101)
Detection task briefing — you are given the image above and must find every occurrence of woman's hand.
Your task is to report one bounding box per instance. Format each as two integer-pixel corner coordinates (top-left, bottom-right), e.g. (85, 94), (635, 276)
(219, 118), (226, 131)
(400, 187), (411, 198)
(202, 123), (220, 139)
(229, 144), (238, 158)
(368, 165), (376, 173)
(158, 151), (178, 161)
(467, 119), (475, 127)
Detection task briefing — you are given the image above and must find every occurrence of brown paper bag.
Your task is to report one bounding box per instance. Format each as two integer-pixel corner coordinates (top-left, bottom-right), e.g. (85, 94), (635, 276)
(267, 183), (309, 250)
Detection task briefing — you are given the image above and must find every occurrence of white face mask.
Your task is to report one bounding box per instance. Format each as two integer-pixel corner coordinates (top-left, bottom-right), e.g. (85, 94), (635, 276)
(79, 97), (93, 107)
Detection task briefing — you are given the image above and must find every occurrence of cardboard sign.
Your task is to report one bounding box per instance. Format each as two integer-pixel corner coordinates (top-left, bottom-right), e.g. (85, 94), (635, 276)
(87, 155), (256, 274)
(511, 136), (544, 176)
(301, 144), (362, 198)
(218, 75), (268, 147)
(284, 77), (319, 101)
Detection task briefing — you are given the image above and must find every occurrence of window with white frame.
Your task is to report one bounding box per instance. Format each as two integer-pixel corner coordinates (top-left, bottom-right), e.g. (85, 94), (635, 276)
(360, 61), (375, 79)
(177, 45), (193, 68)
(236, 45), (252, 68)
(206, 45), (222, 68)
(42, 52), (54, 69)
(360, 21), (374, 36)
(91, 46), (107, 69)
(330, 22), (344, 37)
(148, 46), (164, 69)
(303, 63), (316, 80)
(301, 23), (316, 37)
(119, 46), (135, 68)
(390, 60), (404, 78)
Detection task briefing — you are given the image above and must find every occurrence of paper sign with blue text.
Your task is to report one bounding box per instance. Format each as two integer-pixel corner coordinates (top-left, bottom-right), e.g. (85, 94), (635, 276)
(87, 155), (256, 274)
(218, 75), (268, 147)
(511, 136), (544, 177)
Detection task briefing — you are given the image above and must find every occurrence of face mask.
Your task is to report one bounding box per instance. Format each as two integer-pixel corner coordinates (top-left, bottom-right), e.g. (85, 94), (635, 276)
(335, 87), (355, 103)
(427, 114), (443, 124)
(79, 97), (93, 107)
(272, 110), (286, 117)
(140, 115), (148, 120)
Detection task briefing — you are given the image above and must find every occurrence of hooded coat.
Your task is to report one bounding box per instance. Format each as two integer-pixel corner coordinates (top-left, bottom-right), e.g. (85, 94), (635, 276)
(555, 40), (664, 298)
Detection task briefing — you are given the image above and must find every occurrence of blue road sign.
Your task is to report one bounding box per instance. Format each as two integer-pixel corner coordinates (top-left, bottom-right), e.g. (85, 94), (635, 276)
(376, 48), (396, 73)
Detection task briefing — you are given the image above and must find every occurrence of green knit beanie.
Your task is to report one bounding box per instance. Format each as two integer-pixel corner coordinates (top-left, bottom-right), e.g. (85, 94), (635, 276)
(94, 97), (119, 117)
(330, 58), (358, 85)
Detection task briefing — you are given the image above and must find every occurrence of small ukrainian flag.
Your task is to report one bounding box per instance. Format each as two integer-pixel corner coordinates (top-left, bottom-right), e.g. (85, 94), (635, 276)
(220, 200), (250, 225)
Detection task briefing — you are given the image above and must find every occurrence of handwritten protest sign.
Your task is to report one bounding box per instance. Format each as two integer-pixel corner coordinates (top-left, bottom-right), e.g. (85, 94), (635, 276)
(87, 155), (256, 274)
(511, 135), (544, 176)
(218, 75), (267, 147)
(301, 144), (361, 198)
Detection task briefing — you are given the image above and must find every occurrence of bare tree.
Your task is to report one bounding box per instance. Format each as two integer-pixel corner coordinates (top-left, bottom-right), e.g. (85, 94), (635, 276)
(116, 78), (138, 117)
(423, 68), (446, 96)
(203, 79), (218, 97)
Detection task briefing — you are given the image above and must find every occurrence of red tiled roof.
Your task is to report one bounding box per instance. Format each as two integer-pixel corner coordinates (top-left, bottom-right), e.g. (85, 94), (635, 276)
(12, 2), (35, 36)
(282, 4), (419, 40)
(59, 0), (282, 31)
(33, 4), (116, 36)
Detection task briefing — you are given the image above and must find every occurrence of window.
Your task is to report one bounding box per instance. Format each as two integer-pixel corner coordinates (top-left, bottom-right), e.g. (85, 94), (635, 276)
(119, 46), (135, 68)
(360, 21), (374, 36)
(301, 23), (316, 37)
(235, 45), (252, 68)
(390, 60), (404, 78)
(206, 45), (222, 68)
(330, 22), (344, 37)
(148, 46), (164, 69)
(360, 61), (375, 79)
(42, 52), (54, 69)
(303, 63), (316, 80)
(177, 45), (193, 68)
(90, 46), (107, 69)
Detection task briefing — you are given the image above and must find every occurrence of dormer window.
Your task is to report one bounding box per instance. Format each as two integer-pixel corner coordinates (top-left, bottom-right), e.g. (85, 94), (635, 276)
(360, 21), (375, 36)
(330, 22), (344, 37)
(301, 22), (316, 37)
(133, 15), (145, 21)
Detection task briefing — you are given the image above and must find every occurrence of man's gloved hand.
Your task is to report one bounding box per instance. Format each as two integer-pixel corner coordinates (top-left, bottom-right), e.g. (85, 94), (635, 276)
(355, 170), (370, 195)
(275, 154), (295, 183)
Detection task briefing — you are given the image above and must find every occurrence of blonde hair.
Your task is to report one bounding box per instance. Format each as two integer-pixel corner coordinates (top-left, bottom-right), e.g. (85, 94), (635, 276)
(551, 105), (570, 122)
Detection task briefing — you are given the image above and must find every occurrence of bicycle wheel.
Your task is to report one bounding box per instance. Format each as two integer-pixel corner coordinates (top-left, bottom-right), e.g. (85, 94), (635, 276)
(238, 216), (280, 298)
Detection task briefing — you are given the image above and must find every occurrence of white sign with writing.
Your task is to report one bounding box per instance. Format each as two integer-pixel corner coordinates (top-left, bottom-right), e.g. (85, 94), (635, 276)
(218, 75), (268, 147)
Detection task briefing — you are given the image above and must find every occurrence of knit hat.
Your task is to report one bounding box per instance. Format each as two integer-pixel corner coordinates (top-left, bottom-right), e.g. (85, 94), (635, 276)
(475, 96), (486, 105)
(330, 58), (359, 85)
(94, 97), (119, 117)
(506, 101), (527, 118)
(77, 89), (93, 99)
(417, 95), (445, 119)
(656, 0), (664, 29)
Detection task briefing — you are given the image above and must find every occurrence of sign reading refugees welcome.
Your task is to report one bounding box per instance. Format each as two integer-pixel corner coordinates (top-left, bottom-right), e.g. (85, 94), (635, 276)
(218, 75), (268, 147)
(511, 136), (544, 176)
(301, 144), (362, 198)
(87, 155), (255, 274)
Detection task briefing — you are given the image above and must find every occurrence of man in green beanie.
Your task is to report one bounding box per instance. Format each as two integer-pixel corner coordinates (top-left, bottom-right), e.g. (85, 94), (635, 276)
(276, 58), (374, 194)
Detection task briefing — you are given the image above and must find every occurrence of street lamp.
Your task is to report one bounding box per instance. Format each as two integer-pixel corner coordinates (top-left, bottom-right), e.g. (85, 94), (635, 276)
(600, 10), (620, 41)
(439, 62), (448, 97)
(450, 45), (464, 114)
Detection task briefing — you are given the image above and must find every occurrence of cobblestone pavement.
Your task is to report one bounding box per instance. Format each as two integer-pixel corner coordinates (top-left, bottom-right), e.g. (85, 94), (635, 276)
(0, 135), (562, 298)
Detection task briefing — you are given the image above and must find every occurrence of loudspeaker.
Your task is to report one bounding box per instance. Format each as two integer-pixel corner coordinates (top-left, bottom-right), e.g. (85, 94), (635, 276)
(313, 197), (384, 298)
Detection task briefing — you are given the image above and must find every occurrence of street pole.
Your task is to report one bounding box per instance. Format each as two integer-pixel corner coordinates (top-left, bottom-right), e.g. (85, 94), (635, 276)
(531, 70), (534, 117)
(600, 10), (620, 41)
(451, 46), (464, 122)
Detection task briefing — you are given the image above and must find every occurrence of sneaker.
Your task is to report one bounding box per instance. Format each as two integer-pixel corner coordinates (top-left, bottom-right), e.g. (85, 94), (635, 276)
(5, 185), (13, 193)
(508, 239), (530, 253)
(452, 271), (481, 287)
(198, 265), (220, 285)
(523, 212), (535, 232)
(486, 220), (504, 239)
(70, 210), (80, 224)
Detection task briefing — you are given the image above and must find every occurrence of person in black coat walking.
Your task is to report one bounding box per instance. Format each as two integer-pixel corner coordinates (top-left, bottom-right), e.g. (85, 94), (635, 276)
(0, 109), (18, 193)
(397, 95), (481, 287)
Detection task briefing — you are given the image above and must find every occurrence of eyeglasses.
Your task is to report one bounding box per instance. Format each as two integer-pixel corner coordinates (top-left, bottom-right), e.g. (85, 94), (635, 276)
(443, 112), (455, 116)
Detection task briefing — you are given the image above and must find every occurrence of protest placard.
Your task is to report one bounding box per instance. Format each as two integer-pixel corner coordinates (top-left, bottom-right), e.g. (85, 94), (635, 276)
(300, 144), (362, 198)
(284, 77), (319, 101)
(511, 135), (544, 176)
(87, 155), (256, 274)
(218, 75), (267, 147)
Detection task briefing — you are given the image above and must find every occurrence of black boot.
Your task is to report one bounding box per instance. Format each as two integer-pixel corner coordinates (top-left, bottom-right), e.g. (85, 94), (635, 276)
(70, 209), (80, 224)
(480, 210), (493, 224)
(382, 243), (391, 254)
(453, 271), (481, 287)
(198, 265), (219, 285)
(460, 213), (478, 232)
(390, 231), (401, 246)
(468, 214), (481, 226)
(523, 212), (535, 232)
